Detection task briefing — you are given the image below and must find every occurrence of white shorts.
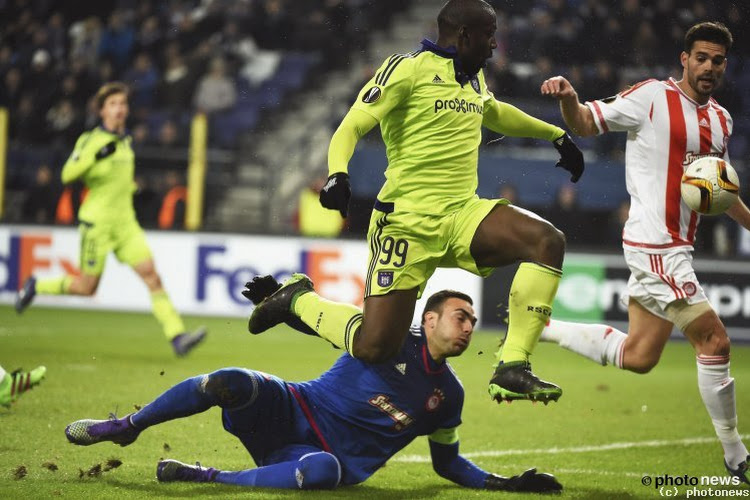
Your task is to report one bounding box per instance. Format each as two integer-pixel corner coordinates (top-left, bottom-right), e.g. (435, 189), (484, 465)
(621, 248), (708, 320)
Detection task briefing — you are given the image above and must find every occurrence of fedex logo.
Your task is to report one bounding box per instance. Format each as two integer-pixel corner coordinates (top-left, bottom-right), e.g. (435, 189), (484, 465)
(196, 244), (365, 306)
(0, 233), (79, 292)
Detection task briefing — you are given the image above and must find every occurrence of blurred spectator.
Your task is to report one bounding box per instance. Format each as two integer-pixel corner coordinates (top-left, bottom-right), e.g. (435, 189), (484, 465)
(123, 52), (159, 112)
(0, 67), (23, 108)
(607, 199), (630, 246)
(159, 44), (195, 112)
(297, 175), (344, 238)
(193, 56), (237, 114)
(157, 120), (185, 148)
(135, 15), (163, 61)
(220, 21), (280, 87)
(68, 16), (102, 70)
(22, 165), (60, 224)
(98, 10), (135, 72)
(134, 174), (160, 228)
(11, 93), (46, 144)
(497, 183), (519, 205)
(131, 122), (150, 146)
(543, 185), (582, 241)
(158, 170), (187, 230)
(45, 98), (81, 147)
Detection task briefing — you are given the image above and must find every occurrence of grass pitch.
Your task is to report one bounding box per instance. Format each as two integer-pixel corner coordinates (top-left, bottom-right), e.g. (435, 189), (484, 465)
(2, 305), (749, 499)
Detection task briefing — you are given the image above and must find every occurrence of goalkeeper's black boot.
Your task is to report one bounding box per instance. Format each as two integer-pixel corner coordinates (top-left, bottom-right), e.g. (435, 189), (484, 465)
(15, 276), (37, 314)
(488, 361), (562, 404)
(725, 455), (750, 485)
(248, 273), (314, 335)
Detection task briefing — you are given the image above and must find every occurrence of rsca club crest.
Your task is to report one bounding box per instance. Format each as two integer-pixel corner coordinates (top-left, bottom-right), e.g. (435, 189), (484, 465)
(378, 271), (394, 288)
(470, 76), (480, 94)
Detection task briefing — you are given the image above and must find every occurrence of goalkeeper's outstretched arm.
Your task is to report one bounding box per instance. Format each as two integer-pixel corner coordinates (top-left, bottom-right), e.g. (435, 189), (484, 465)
(428, 429), (562, 493)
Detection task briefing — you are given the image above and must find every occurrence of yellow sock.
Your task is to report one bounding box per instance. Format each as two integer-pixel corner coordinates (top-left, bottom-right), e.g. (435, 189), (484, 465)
(36, 276), (72, 295)
(497, 262), (562, 364)
(151, 290), (185, 340)
(293, 292), (362, 355)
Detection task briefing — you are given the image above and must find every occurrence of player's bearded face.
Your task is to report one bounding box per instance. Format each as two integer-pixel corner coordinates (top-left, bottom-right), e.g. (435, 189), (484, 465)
(683, 41), (727, 99)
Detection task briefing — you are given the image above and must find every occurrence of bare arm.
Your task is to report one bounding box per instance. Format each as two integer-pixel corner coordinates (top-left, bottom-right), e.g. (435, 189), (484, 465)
(727, 198), (750, 232)
(540, 76), (599, 137)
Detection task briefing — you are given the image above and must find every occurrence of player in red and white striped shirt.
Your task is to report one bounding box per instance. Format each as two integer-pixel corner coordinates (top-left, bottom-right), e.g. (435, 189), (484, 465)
(541, 21), (750, 481)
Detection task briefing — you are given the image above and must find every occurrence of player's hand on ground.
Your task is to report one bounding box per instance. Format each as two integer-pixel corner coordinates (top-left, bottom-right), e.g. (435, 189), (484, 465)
(540, 76), (576, 100)
(242, 275), (281, 305)
(485, 468), (563, 493)
(319, 172), (351, 218)
(553, 133), (584, 183)
(95, 141), (117, 160)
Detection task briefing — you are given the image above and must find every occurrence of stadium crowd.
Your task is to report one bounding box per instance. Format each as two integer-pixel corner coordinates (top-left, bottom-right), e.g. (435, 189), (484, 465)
(1, 0), (748, 255)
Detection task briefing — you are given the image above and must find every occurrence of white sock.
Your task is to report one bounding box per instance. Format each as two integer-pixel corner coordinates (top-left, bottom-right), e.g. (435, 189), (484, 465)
(541, 319), (627, 367)
(0, 365), (5, 380)
(697, 355), (748, 468)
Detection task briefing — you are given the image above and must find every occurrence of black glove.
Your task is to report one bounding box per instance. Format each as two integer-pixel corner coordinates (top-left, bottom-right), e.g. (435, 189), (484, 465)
(95, 141), (117, 160)
(552, 133), (584, 183)
(485, 468), (563, 493)
(242, 275), (281, 305)
(319, 172), (351, 218)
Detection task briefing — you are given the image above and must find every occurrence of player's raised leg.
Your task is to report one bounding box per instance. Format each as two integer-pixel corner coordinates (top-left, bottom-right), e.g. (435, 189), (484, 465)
(248, 272), (417, 362)
(0, 364), (47, 408)
(470, 204), (565, 402)
(540, 298), (670, 371)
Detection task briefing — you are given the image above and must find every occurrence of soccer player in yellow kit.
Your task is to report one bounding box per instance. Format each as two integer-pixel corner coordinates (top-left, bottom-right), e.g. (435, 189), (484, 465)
(250, 0), (584, 402)
(15, 82), (206, 357)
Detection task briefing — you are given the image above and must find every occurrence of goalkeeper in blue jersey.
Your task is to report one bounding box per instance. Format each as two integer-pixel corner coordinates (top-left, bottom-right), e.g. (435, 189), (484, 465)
(64, 279), (561, 493)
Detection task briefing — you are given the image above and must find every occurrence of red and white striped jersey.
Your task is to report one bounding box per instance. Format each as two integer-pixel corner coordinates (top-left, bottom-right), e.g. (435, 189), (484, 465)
(586, 77), (732, 253)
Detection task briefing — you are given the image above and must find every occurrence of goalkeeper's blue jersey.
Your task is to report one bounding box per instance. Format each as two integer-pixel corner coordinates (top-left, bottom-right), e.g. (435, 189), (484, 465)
(289, 327), (464, 485)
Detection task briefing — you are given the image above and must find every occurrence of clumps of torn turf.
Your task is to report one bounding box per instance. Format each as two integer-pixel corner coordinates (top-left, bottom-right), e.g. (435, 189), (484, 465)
(14, 465), (28, 479)
(163, 443), (171, 452)
(42, 461), (59, 471)
(104, 458), (122, 471)
(77, 458), (122, 479)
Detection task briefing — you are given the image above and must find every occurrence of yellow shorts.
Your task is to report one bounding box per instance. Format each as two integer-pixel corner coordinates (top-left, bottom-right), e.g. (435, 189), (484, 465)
(79, 217), (152, 276)
(365, 196), (510, 298)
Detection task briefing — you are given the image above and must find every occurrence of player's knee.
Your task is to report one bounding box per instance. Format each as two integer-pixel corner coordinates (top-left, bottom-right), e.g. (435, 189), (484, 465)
(703, 327), (730, 357)
(297, 452), (341, 490)
(621, 342), (660, 374)
(202, 369), (256, 409)
(530, 223), (565, 264)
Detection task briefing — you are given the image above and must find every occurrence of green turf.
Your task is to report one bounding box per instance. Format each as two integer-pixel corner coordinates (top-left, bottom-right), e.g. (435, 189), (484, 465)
(2, 305), (749, 499)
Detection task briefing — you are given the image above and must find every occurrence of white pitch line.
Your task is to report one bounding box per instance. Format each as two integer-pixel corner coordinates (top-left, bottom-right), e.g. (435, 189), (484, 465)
(393, 434), (750, 463)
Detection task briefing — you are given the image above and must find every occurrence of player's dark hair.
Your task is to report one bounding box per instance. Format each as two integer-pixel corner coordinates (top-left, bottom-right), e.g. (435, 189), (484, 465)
(684, 22), (733, 54)
(95, 82), (129, 110)
(421, 290), (473, 325)
(437, 0), (494, 36)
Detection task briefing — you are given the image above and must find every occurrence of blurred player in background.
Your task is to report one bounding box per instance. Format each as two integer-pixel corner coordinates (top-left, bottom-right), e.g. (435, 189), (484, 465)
(15, 82), (206, 357)
(251, 0), (585, 404)
(65, 283), (561, 493)
(0, 364), (46, 408)
(541, 21), (750, 481)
